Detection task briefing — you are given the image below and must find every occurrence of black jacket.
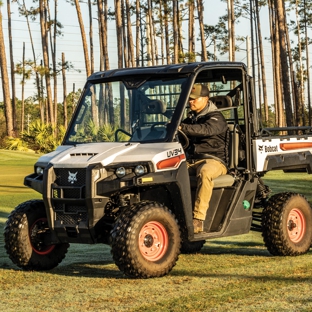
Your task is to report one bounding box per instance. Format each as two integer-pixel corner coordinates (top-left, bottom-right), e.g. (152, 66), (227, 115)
(180, 102), (229, 164)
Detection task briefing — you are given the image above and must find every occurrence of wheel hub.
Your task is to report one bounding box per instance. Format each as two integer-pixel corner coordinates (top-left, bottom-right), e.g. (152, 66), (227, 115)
(287, 219), (297, 231)
(138, 221), (169, 262)
(287, 208), (305, 243)
(143, 234), (154, 248)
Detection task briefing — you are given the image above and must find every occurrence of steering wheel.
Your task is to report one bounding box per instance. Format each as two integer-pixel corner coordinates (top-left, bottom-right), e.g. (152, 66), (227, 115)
(177, 129), (189, 150)
(115, 128), (132, 141)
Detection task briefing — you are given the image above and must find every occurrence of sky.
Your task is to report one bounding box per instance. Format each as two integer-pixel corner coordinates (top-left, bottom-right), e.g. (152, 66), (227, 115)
(0, 0), (286, 105)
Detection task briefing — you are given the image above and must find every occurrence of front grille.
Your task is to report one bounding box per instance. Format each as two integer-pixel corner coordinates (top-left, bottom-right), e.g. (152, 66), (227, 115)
(54, 168), (86, 187)
(54, 203), (88, 225)
(52, 168), (88, 225)
(56, 212), (88, 225)
(52, 186), (85, 199)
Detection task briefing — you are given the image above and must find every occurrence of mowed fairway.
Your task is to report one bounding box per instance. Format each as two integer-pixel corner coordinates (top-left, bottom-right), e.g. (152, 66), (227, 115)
(1, 149), (312, 312)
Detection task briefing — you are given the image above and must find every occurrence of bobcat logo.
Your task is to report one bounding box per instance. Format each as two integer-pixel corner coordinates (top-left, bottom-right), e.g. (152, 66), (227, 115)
(258, 145), (263, 152)
(68, 171), (78, 184)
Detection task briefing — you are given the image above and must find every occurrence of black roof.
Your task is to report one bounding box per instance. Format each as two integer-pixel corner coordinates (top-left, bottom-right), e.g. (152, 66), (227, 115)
(87, 61), (248, 82)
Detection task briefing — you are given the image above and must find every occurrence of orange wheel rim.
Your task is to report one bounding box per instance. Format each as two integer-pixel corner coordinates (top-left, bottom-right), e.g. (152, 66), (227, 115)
(138, 221), (168, 261)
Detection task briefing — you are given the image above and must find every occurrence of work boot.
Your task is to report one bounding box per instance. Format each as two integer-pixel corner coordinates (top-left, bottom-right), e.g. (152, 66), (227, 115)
(193, 219), (204, 233)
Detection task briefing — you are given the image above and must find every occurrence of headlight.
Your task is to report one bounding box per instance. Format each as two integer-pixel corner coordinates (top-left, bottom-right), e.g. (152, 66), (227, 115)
(115, 167), (126, 178)
(134, 165), (145, 176)
(36, 166), (44, 175)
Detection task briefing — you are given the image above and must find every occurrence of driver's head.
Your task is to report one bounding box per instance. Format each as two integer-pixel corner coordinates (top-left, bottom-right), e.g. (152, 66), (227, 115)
(189, 84), (209, 113)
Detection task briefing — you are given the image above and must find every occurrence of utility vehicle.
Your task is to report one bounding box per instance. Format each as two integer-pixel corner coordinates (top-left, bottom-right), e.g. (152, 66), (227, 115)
(5, 62), (312, 278)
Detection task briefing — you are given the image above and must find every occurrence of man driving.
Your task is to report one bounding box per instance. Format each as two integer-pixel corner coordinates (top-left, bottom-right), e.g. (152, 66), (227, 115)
(179, 84), (229, 233)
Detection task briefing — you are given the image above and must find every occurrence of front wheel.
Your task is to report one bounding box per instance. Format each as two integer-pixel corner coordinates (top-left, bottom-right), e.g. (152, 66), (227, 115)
(4, 200), (69, 270)
(110, 201), (181, 278)
(262, 192), (312, 256)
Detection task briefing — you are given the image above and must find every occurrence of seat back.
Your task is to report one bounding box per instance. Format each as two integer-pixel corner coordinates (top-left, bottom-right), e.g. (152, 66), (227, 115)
(210, 95), (232, 109)
(141, 99), (166, 114)
(228, 123), (240, 170)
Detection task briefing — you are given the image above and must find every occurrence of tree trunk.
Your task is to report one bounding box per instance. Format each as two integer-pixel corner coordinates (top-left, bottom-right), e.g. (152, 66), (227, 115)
(231, 0), (235, 61)
(135, 0), (140, 66)
(21, 42), (26, 133)
(295, 0), (304, 126)
(177, 3), (183, 62)
(255, 0), (269, 123)
(98, 0), (113, 124)
(304, 0), (312, 126)
(146, 8), (152, 65)
(114, 0), (125, 128)
(121, 0), (128, 68)
(40, 60), (45, 122)
(125, 0), (135, 67)
(103, 0), (110, 71)
(6, 0), (17, 133)
(74, 0), (91, 77)
(274, 7), (284, 127)
(227, 0), (235, 61)
(39, 0), (54, 125)
(21, 0), (42, 122)
(268, 0), (283, 126)
(173, 0), (178, 63)
(0, 9), (14, 137)
(62, 53), (68, 128)
(188, 0), (195, 62)
(148, 0), (156, 65)
(275, 0), (293, 127)
(98, 5), (104, 72)
(88, 0), (94, 74)
(115, 0), (123, 69)
(163, 0), (170, 64)
(196, 0), (207, 61)
(47, 0), (58, 126)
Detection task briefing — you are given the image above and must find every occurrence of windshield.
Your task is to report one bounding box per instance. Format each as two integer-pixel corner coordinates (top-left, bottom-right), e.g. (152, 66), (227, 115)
(65, 77), (187, 144)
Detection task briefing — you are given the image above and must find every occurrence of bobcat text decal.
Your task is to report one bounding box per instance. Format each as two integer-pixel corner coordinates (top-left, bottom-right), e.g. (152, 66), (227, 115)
(258, 145), (278, 153)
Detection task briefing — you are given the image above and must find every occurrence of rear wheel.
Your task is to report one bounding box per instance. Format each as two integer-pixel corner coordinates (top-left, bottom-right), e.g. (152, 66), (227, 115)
(262, 192), (312, 256)
(4, 200), (69, 270)
(110, 201), (181, 278)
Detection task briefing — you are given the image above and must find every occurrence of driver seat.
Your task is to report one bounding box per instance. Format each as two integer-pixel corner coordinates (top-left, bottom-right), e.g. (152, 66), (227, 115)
(142, 100), (167, 140)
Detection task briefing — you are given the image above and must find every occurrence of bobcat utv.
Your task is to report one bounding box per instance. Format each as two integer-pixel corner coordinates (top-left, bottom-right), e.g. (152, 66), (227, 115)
(4, 62), (312, 278)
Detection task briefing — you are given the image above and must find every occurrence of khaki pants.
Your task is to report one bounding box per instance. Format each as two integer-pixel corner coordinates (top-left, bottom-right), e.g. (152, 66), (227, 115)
(188, 159), (227, 221)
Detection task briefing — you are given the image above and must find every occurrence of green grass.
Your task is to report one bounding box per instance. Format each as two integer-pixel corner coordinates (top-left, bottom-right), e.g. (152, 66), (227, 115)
(1, 150), (312, 311)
